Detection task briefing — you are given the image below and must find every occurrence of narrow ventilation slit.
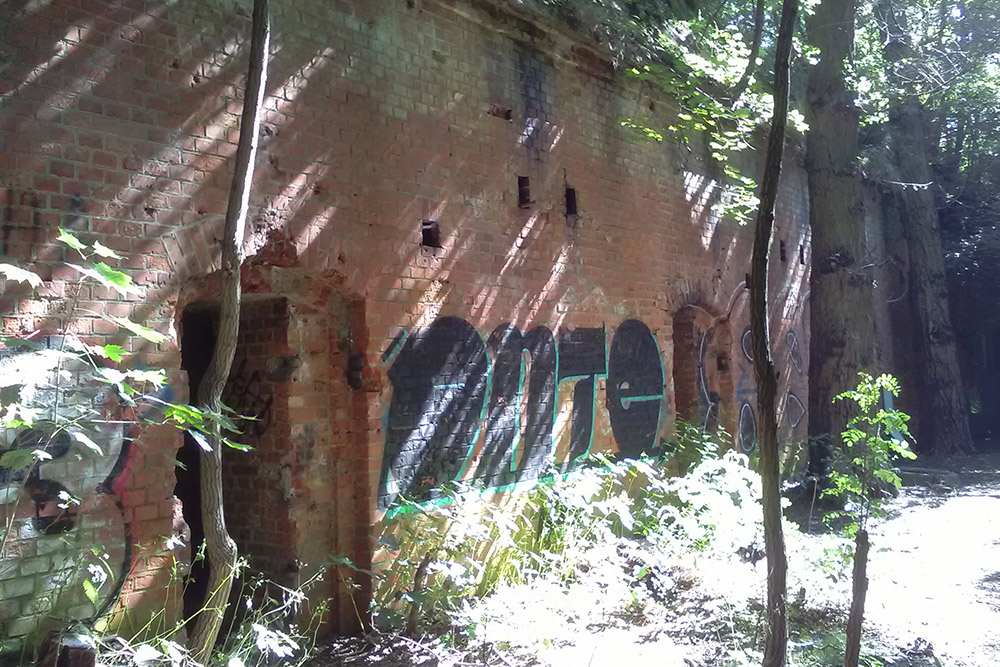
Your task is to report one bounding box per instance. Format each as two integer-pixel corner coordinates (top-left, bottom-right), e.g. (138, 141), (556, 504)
(517, 176), (531, 208)
(421, 220), (442, 248)
(565, 187), (578, 217)
(779, 240), (787, 263)
(799, 244), (805, 265)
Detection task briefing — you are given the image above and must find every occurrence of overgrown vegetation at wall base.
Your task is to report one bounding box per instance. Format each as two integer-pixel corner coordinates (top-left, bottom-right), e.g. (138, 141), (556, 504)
(337, 403), (950, 667)
(357, 441), (930, 666)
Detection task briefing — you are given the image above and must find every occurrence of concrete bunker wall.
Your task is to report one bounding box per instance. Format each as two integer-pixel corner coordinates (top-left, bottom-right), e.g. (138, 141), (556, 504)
(0, 0), (810, 644)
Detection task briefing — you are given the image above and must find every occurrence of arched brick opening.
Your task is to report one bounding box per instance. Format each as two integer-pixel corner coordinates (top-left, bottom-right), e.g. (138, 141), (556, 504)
(671, 305), (735, 438)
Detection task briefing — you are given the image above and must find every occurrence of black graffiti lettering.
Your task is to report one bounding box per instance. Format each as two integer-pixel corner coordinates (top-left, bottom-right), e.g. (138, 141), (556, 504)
(606, 319), (665, 458)
(479, 324), (523, 487)
(516, 326), (558, 479)
(379, 318), (675, 509)
(378, 317), (489, 509)
(557, 327), (606, 464)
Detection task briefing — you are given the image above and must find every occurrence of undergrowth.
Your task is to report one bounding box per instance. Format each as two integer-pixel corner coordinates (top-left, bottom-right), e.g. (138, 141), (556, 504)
(366, 439), (869, 666)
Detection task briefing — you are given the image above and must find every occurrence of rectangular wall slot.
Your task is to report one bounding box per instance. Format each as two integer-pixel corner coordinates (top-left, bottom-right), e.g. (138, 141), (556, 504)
(779, 240), (787, 263)
(799, 244), (805, 265)
(517, 176), (531, 208)
(421, 220), (442, 248)
(565, 187), (578, 217)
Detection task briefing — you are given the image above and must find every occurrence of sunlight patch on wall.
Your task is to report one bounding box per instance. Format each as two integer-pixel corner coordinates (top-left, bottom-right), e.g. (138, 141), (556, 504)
(682, 170), (720, 250)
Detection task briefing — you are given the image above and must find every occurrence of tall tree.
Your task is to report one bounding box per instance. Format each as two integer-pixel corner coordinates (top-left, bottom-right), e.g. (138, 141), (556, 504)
(189, 0), (270, 661)
(749, 0), (799, 663)
(805, 0), (874, 473)
(876, 0), (973, 456)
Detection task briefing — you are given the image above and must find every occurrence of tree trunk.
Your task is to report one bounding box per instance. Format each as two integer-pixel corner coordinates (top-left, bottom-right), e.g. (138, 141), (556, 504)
(750, 0), (798, 664)
(889, 99), (973, 457)
(844, 529), (869, 667)
(805, 0), (874, 474)
(188, 0), (270, 662)
(731, 0), (765, 103)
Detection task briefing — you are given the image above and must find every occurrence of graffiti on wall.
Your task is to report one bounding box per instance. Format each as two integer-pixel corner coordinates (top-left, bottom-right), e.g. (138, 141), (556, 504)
(0, 337), (132, 637)
(735, 326), (808, 453)
(377, 318), (665, 509)
(222, 357), (274, 437)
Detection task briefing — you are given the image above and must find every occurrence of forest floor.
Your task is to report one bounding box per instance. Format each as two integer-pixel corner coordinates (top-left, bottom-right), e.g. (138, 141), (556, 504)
(309, 449), (1000, 667)
(864, 447), (1000, 667)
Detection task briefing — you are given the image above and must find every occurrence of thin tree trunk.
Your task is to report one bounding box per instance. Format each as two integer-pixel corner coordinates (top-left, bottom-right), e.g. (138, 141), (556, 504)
(890, 99), (973, 457)
(844, 529), (869, 667)
(188, 0), (270, 662)
(750, 0), (798, 664)
(731, 0), (766, 103)
(805, 0), (874, 475)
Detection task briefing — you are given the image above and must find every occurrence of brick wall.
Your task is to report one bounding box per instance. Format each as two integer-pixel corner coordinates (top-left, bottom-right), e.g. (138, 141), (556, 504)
(0, 0), (810, 646)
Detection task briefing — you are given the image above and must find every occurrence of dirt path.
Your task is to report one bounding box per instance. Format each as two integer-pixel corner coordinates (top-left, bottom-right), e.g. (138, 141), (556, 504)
(865, 455), (1000, 666)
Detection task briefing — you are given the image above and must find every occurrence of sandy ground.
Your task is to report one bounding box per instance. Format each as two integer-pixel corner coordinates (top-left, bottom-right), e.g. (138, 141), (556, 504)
(865, 455), (1000, 667)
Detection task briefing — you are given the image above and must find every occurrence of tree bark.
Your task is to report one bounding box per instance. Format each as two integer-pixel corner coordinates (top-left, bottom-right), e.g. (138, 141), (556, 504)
(188, 0), (270, 662)
(731, 0), (766, 103)
(844, 529), (869, 667)
(805, 0), (875, 474)
(876, 0), (973, 458)
(750, 0), (798, 664)
(889, 99), (973, 457)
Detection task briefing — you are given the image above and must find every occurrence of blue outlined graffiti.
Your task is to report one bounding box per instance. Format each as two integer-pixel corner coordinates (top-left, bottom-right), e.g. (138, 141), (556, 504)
(476, 324), (558, 488)
(557, 327), (607, 464)
(377, 317), (490, 510)
(606, 320), (665, 458)
(378, 317), (665, 510)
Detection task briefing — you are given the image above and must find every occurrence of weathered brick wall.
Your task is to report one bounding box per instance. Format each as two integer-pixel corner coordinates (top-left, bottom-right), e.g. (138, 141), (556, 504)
(0, 0), (810, 646)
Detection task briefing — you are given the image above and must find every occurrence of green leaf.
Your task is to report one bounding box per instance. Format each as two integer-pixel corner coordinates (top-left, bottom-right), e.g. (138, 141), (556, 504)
(873, 468), (902, 488)
(109, 317), (168, 343)
(0, 448), (36, 470)
(222, 437), (252, 452)
(57, 229), (87, 251)
(93, 344), (125, 362)
(97, 367), (128, 385)
(187, 429), (212, 453)
(0, 263), (43, 287)
(69, 430), (103, 456)
(65, 259), (136, 296)
(1, 384), (24, 408)
(91, 241), (120, 259)
(126, 369), (167, 387)
(0, 337), (43, 351)
(82, 579), (98, 604)
(93, 262), (134, 294)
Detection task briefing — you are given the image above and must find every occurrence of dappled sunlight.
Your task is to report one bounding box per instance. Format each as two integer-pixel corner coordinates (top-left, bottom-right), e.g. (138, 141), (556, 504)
(0, 0), (819, 650)
(682, 170), (720, 250)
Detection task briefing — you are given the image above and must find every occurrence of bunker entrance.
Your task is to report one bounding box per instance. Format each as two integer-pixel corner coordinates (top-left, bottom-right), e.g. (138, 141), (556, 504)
(175, 296), (292, 621)
(175, 302), (216, 620)
(671, 306), (734, 437)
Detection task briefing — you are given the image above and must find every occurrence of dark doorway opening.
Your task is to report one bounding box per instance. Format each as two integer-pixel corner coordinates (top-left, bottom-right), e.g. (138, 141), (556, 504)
(671, 306), (733, 436)
(175, 302), (217, 620)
